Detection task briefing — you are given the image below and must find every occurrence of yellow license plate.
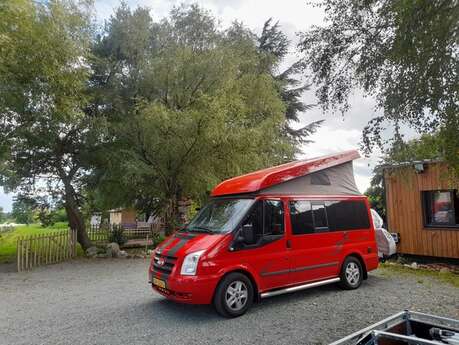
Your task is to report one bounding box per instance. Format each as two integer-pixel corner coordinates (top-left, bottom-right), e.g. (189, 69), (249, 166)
(153, 277), (166, 289)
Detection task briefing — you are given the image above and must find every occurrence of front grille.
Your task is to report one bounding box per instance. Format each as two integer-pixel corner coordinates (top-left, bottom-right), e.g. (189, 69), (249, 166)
(153, 253), (177, 275)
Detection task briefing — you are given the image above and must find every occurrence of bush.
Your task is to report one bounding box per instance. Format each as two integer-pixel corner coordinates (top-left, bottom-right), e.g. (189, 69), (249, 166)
(152, 233), (165, 247)
(108, 225), (127, 246)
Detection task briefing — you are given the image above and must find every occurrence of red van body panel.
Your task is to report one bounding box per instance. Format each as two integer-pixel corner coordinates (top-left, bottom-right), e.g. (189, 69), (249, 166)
(149, 194), (378, 304)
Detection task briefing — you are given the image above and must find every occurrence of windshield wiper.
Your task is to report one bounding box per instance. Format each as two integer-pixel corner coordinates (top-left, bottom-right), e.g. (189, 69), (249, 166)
(186, 226), (214, 233)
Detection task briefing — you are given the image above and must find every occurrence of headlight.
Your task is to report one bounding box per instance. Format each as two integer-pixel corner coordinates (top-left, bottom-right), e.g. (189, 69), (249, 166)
(180, 250), (205, 276)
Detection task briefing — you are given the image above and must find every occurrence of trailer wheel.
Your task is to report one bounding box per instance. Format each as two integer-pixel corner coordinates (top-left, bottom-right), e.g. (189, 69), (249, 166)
(213, 272), (253, 318)
(339, 256), (363, 290)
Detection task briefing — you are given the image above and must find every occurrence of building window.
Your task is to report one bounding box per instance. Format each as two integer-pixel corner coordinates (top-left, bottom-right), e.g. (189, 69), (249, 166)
(422, 190), (459, 228)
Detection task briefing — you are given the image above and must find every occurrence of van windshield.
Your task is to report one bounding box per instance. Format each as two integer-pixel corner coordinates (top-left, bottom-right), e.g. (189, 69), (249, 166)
(184, 198), (254, 234)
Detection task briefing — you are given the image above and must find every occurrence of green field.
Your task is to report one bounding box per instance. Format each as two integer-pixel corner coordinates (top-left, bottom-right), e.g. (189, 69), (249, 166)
(0, 223), (70, 264)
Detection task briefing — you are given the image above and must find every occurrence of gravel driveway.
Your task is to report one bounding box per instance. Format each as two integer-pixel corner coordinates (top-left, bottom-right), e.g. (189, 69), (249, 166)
(1, 258), (457, 345)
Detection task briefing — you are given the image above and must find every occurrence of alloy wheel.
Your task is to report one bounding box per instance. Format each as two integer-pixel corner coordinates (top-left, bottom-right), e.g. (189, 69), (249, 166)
(345, 262), (360, 286)
(225, 280), (248, 311)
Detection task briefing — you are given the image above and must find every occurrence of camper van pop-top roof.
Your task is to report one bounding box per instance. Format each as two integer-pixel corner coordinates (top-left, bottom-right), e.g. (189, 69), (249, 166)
(211, 150), (361, 196)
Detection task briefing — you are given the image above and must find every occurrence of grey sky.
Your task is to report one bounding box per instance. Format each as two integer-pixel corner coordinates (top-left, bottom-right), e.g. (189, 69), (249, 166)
(0, 0), (403, 212)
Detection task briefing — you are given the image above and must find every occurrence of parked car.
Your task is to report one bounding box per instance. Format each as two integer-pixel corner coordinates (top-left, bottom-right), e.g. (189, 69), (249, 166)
(149, 150), (379, 317)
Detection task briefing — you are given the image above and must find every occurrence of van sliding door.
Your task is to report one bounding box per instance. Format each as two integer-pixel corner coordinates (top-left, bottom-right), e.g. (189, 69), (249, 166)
(288, 200), (342, 285)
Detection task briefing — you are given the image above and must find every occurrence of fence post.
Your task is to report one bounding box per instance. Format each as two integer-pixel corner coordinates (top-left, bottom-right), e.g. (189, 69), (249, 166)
(17, 237), (21, 272)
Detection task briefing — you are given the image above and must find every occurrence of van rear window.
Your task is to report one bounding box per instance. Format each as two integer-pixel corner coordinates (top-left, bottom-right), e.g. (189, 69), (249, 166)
(326, 200), (370, 230)
(289, 200), (369, 235)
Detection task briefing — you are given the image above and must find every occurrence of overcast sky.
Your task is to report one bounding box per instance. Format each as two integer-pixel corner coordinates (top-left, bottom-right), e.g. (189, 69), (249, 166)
(0, 0), (395, 212)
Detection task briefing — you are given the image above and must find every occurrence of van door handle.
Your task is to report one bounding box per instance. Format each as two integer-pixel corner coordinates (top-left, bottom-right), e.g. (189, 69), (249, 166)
(343, 232), (349, 240)
(286, 239), (292, 249)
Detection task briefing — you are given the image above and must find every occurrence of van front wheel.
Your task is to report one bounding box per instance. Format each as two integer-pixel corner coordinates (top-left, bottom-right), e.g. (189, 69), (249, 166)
(339, 257), (363, 290)
(214, 272), (253, 318)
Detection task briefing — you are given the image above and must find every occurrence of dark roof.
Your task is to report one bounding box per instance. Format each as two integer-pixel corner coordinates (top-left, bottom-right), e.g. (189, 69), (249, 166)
(380, 159), (443, 170)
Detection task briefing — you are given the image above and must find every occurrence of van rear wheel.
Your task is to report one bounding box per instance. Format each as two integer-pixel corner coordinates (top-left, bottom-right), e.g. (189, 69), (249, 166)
(339, 257), (363, 290)
(214, 272), (253, 318)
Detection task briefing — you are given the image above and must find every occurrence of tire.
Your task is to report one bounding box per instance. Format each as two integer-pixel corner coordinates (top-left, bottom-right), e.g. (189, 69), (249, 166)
(339, 256), (363, 290)
(213, 272), (254, 318)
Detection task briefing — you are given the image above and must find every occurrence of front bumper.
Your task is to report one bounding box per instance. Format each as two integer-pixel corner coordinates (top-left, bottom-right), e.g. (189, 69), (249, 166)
(149, 267), (219, 305)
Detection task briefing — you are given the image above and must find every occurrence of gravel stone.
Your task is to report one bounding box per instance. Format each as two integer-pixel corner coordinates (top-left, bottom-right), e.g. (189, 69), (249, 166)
(0, 259), (457, 345)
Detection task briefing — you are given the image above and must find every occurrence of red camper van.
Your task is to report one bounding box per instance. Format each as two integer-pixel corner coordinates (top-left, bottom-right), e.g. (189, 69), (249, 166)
(149, 150), (378, 317)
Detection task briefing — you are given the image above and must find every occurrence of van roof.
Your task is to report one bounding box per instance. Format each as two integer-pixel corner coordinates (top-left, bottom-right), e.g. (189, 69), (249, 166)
(211, 150), (360, 196)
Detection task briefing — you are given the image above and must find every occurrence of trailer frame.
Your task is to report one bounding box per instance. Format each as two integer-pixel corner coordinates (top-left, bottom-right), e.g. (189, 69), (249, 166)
(329, 310), (459, 345)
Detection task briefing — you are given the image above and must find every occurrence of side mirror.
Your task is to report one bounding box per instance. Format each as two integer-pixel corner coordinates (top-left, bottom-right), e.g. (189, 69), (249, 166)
(239, 224), (255, 245)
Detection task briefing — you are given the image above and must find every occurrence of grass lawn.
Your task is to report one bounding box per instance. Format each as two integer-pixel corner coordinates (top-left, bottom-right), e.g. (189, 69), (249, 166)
(0, 223), (71, 264)
(379, 262), (459, 288)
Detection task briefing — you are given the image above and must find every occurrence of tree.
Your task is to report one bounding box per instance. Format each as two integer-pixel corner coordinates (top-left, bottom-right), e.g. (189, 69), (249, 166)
(0, 0), (97, 249)
(0, 206), (5, 223)
(299, 0), (459, 171)
(257, 19), (323, 147)
(91, 5), (298, 233)
(11, 198), (35, 225)
(365, 172), (386, 220)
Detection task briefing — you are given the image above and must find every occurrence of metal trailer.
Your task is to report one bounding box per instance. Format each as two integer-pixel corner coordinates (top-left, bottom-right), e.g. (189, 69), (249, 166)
(330, 310), (459, 345)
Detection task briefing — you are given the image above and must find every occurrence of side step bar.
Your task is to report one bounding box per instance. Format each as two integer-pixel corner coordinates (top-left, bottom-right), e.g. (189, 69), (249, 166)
(260, 277), (340, 298)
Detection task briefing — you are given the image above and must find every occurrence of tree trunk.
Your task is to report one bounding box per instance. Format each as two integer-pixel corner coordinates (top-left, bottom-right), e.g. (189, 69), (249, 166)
(164, 187), (190, 236)
(62, 179), (92, 250)
(164, 195), (179, 236)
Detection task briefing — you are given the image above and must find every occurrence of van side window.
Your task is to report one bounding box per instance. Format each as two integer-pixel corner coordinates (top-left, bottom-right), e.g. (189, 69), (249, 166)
(264, 200), (284, 236)
(312, 203), (328, 230)
(326, 200), (370, 230)
(289, 201), (314, 234)
(242, 200), (284, 244)
(245, 201), (263, 242)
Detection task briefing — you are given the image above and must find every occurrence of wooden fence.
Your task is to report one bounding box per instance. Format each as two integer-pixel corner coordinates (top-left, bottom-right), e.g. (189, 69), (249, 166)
(87, 227), (109, 244)
(87, 224), (162, 245)
(17, 229), (77, 272)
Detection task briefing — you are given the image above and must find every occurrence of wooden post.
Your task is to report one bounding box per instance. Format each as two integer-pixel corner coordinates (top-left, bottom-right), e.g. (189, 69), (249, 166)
(59, 232), (62, 262)
(73, 229), (76, 257)
(38, 234), (41, 266)
(17, 237), (21, 272)
(25, 239), (28, 271)
(45, 235), (49, 265)
(32, 236), (38, 267)
(64, 231), (67, 260)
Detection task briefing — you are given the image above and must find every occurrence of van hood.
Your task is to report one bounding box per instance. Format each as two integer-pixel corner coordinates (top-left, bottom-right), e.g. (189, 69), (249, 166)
(156, 231), (226, 257)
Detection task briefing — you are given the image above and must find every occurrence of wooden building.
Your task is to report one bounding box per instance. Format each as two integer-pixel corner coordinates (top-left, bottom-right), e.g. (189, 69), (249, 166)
(108, 208), (137, 228)
(384, 161), (459, 259)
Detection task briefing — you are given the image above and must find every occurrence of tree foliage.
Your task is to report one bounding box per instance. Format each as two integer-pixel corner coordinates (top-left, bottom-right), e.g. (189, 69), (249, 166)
(299, 0), (458, 170)
(0, 0), (97, 248)
(258, 19), (323, 145)
(11, 197), (35, 225)
(91, 5), (302, 232)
